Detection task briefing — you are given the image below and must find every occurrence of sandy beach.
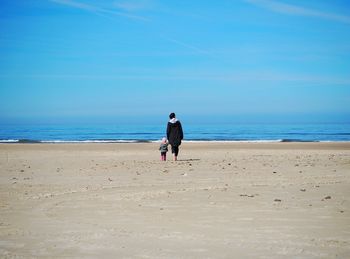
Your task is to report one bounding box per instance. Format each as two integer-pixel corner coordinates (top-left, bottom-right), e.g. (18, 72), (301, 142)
(0, 142), (349, 258)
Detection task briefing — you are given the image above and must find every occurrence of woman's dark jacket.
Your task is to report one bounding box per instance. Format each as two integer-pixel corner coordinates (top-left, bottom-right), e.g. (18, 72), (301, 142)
(167, 120), (183, 147)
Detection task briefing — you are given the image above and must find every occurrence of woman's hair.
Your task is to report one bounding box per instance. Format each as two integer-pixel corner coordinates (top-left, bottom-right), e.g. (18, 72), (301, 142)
(169, 112), (176, 119)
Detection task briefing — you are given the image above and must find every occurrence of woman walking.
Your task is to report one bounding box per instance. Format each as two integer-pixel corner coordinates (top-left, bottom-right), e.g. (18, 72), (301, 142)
(166, 113), (184, 161)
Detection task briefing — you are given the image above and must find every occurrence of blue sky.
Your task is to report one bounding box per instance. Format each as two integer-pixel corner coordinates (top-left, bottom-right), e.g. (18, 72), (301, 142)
(0, 0), (350, 124)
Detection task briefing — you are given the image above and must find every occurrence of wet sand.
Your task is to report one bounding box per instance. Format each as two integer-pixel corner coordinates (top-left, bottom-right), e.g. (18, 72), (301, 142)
(0, 142), (349, 258)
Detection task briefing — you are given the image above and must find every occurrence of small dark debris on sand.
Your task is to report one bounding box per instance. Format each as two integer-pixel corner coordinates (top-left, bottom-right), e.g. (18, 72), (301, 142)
(274, 199), (282, 202)
(322, 196), (331, 201)
(240, 194), (254, 198)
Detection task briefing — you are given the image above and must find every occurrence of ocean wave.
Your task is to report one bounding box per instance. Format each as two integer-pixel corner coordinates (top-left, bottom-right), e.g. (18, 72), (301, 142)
(40, 140), (151, 143)
(182, 139), (284, 143)
(0, 139), (19, 143)
(279, 139), (318, 143)
(0, 139), (149, 143)
(0, 139), (41, 143)
(1, 139), (349, 144)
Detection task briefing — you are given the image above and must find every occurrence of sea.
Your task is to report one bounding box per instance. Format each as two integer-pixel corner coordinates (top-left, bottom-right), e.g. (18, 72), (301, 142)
(0, 123), (350, 143)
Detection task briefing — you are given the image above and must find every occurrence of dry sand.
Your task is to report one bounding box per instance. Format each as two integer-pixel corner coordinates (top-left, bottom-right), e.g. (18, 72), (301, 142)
(0, 142), (349, 258)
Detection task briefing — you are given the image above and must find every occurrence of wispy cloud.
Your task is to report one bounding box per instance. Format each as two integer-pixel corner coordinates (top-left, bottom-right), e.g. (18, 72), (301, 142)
(246, 0), (350, 24)
(163, 37), (218, 59)
(114, 0), (153, 12)
(50, 0), (150, 21)
(165, 38), (209, 54)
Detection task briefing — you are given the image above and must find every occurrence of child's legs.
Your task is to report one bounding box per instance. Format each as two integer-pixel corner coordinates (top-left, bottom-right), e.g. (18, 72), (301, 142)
(161, 152), (166, 161)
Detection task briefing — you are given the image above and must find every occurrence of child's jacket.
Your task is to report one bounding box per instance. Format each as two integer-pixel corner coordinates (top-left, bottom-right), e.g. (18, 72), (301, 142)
(159, 143), (168, 152)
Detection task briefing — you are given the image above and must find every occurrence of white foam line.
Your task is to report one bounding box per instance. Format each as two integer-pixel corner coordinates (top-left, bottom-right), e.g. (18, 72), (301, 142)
(40, 140), (140, 143)
(0, 139), (19, 143)
(182, 140), (284, 143)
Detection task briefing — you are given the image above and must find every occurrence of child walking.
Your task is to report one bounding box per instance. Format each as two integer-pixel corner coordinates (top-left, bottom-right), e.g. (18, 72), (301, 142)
(159, 137), (169, 161)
